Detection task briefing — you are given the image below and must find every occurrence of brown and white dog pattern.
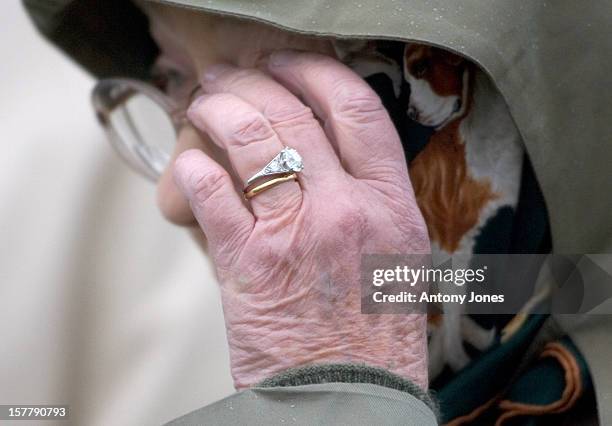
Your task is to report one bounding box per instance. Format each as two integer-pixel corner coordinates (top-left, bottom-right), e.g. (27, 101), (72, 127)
(334, 40), (524, 380)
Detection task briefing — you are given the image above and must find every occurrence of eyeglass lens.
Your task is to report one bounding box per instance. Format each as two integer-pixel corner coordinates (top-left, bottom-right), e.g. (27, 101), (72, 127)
(108, 93), (176, 178)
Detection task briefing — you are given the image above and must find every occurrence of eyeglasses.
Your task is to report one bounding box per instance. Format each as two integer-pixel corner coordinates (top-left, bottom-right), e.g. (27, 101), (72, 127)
(91, 78), (193, 181)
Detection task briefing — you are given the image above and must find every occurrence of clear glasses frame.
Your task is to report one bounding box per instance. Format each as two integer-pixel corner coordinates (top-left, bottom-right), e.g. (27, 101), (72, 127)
(91, 78), (189, 182)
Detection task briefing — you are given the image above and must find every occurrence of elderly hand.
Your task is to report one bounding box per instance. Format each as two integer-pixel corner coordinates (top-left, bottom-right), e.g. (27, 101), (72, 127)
(174, 50), (430, 390)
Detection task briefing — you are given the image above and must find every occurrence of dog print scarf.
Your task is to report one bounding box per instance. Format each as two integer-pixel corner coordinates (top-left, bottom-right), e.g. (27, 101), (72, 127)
(334, 40), (575, 424)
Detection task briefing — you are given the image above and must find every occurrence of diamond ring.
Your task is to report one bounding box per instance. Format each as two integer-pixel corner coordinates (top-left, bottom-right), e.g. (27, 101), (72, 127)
(243, 173), (298, 199)
(246, 147), (304, 186)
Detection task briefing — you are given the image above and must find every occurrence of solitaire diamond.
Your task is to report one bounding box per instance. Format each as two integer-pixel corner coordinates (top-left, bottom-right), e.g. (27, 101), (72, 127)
(246, 146), (304, 185)
(280, 147), (304, 172)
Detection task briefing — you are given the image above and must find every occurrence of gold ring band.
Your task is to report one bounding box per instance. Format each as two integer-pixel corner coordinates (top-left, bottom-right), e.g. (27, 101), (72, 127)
(243, 173), (298, 199)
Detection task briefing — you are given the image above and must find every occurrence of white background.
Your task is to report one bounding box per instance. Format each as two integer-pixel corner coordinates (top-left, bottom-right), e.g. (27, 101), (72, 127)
(0, 2), (234, 424)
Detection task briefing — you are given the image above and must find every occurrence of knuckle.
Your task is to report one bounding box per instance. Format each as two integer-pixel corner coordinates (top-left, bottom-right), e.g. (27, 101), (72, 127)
(190, 169), (229, 205)
(264, 99), (315, 127)
(361, 163), (405, 183)
(230, 112), (275, 146)
(332, 79), (387, 123)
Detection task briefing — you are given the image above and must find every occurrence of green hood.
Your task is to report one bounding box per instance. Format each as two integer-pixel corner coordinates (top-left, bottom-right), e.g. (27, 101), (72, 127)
(23, 0), (612, 254)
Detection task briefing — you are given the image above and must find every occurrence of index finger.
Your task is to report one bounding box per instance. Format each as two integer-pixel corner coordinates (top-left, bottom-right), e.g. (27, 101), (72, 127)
(267, 50), (408, 182)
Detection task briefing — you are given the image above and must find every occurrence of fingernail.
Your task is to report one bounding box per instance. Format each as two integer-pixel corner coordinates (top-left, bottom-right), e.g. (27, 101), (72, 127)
(203, 63), (233, 81)
(269, 50), (298, 67)
(187, 94), (211, 124)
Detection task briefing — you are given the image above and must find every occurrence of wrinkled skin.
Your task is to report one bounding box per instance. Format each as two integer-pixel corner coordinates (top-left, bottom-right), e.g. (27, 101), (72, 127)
(143, 4), (430, 390)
